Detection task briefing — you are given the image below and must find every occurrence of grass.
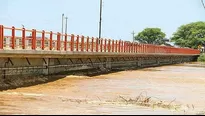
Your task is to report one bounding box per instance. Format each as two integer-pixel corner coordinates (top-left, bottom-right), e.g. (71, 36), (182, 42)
(59, 92), (195, 113)
(198, 54), (205, 62)
(116, 95), (183, 111)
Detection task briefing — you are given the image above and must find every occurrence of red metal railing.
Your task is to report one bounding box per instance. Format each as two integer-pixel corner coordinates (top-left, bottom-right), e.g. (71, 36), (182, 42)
(0, 25), (200, 55)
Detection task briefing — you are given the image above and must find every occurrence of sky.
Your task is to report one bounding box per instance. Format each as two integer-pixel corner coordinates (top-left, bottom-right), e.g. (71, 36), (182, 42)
(0, 0), (205, 41)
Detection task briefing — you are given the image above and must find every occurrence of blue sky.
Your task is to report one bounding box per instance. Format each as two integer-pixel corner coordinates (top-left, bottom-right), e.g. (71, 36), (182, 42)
(0, 0), (205, 41)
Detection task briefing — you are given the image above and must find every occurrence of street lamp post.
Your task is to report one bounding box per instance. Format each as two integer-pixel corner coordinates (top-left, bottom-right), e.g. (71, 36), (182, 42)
(65, 17), (68, 34)
(99, 0), (103, 39)
(62, 13), (65, 40)
(131, 31), (135, 43)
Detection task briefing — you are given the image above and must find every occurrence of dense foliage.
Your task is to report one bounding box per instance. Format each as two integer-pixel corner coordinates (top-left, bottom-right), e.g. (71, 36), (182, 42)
(135, 28), (166, 45)
(171, 21), (205, 49)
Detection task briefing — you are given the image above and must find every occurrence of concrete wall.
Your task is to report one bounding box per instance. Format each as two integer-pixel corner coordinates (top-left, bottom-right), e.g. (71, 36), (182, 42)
(0, 55), (198, 80)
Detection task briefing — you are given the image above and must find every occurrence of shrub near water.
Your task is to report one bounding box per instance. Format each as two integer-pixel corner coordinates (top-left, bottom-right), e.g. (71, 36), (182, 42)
(198, 54), (205, 62)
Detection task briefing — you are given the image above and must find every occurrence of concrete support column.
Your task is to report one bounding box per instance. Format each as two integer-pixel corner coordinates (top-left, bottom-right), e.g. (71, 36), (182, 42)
(157, 58), (161, 65)
(180, 57), (183, 63)
(170, 57), (173, 64)
(43, 58), (49, 75)
(106, 58), (111, 69)
(137, 58), (142, 67)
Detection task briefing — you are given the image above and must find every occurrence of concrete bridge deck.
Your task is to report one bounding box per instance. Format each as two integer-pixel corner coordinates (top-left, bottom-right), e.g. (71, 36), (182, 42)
(0, 49), (199, 58)
(0, 25), (201, 81)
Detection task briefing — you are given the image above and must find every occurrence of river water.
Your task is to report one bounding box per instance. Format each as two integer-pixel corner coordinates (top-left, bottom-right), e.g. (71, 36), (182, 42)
(0, 63), (205, 115)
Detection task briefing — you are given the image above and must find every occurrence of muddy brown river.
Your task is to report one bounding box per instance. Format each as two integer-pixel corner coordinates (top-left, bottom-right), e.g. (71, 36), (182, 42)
(0, 63), (205, 115)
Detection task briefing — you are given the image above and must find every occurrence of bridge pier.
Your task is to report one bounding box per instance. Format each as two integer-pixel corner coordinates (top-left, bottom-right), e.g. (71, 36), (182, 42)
(106, 58), (112, 69)
(42, 58), (49, 75)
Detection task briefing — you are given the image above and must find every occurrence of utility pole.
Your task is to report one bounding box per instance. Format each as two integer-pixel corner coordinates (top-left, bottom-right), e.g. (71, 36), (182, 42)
(131, 31), (135, 43)
(99, 0), (103, 39)
(62, 13), (65, 40)
(201, 0), (205, 9)
(65, 17), (68, 34)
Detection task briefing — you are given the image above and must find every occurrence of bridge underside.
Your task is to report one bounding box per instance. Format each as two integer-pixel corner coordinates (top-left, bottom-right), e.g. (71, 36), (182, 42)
(0, 50), (199, 80)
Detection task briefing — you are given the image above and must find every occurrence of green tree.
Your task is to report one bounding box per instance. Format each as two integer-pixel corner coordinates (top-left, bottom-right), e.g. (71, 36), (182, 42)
(171, 21), (205, 49)
(135, 28), (166, 45)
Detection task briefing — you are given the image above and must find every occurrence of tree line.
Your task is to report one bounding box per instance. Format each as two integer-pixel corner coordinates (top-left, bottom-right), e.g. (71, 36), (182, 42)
(135, 21), (205, 49)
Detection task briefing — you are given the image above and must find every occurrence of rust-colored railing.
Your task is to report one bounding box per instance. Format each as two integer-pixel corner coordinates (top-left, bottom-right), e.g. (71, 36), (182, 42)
(0, 25), (200, 55)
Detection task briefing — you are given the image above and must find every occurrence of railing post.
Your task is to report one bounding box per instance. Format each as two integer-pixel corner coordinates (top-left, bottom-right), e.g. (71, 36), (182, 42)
(132, 43), (134, 53)
(115, 40), (118, 53)
(144, 44), (146, 53)
(104, 39), (107, 52)
(70, 34), (74, 52)
(112, 40), (115, 52)
(136, 43), (139, 53)
(124, 42), (126, 53)
(126, 42), (128, 53)
(64, 34), (67, 51)
(121, 41), (124, 53)
(22, 28), (26, 49)
(131, 43), (133, 53)
(139, 44), (141, 53)
(49, 31), (53, 50)
(11, 26), (15, 49)
(128, 43), (131, 53)
(32, 29), (36, 50)
(96, 38), (99, 52)
(0, 25), (3, 49)
(118, 40), (121, 53)
(136, 43), (138, 53)
(133, 43), (136, 53)
(131, 42), (133, 53)
(91, 37), (94, 52)
(100, 39), (103, 52)
(137, 44), (139, 53)
(81, 36), (84, 52)
(86, 36), (89, 52)
(135, 43), (138, 53)
(57, 32), (61, 51)
(148, 44), (150, 53)
(42, 30), (45, 50)
(109, 39), (112, 52)
(76, 35), (79, 51)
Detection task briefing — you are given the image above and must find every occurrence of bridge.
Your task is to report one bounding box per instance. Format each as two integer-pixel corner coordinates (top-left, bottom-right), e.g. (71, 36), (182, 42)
(0, 25), (200, 79)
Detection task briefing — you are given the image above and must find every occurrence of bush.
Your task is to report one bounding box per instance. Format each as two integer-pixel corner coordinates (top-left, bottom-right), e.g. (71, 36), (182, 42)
(198, 54), (205, 62)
